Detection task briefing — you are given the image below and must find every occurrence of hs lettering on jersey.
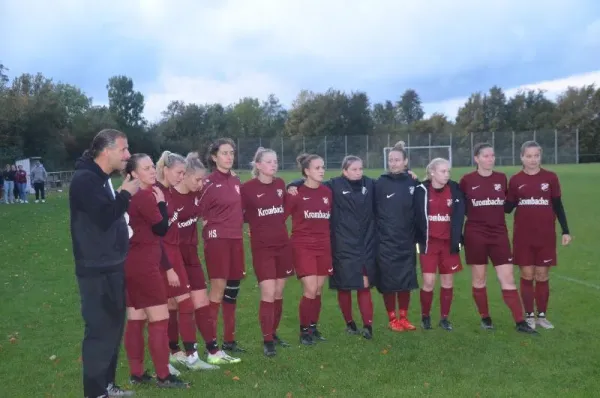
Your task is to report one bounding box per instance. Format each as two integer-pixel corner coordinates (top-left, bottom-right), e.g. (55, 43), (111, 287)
(518, 197), (550, 206)
(304, 210), (330, 219)
(257, 205), (284, 217)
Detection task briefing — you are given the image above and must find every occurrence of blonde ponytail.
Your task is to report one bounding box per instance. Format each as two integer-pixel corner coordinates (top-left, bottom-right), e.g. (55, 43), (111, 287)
(250, 147), (276, 178)
(156, 150), (185, 182)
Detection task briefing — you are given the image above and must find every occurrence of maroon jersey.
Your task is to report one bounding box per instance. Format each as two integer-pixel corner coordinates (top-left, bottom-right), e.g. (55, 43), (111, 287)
(241, 177), (289, 250)
(427, 185), (452, 240)
(172, 189), (200, 246)
(128, 187), (163, 246)
(507, 168), (561, 245)
(459, 171), (508, 235)
(287, 184), (332, 251)
(197, 170), (243, 240)
(155, 181), (180, 245)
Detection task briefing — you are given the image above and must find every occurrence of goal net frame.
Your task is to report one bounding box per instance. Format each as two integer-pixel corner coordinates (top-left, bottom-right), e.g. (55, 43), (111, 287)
(383, 145), (452, 171)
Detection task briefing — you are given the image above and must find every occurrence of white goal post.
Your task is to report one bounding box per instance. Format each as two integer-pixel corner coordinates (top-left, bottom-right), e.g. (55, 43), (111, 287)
(383, 145), (452, 171)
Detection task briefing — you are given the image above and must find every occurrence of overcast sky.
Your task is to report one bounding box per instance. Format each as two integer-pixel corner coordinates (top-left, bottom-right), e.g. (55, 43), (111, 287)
(1, 0), (599, 122)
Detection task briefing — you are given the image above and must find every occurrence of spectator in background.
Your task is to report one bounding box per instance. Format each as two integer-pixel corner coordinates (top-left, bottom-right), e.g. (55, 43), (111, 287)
(3, 164), (16, 204)
(0, 170), (4, 202)
(15, 165), (28, 203)
(31, 161), (47, 203)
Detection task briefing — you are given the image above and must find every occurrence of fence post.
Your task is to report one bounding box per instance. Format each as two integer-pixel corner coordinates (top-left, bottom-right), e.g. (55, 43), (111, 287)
(303, 136), (305, 153)
(512, 131), (515, 165)
(492, 131), (495, 148)
(407, 133), (411, 165)
(449, 132), (453, 162)
(366, 135), (369, 168)
(344, 135), (348, 157)
(533, 130), (537, 142)
(554, 129), (558, 164)
(576, 128), (579, 164)
(280, 137), (284, 170)
(237, 138), (240, 169)
(324, 135), (328, 168)
(428, 133), (432, 162)
(470, 132), (473, 166)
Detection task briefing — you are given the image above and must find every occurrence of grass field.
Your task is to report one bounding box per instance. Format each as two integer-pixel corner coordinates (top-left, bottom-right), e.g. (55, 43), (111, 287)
(2, 164), (600, 398)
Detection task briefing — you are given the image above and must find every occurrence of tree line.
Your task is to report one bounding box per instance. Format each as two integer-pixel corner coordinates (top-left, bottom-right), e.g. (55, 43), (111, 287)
(1, 62), (599, 169)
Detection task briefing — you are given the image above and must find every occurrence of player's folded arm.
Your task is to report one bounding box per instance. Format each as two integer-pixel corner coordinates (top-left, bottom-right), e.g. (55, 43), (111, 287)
(504, 200), (516, 214)
(552, 196), (570, 234)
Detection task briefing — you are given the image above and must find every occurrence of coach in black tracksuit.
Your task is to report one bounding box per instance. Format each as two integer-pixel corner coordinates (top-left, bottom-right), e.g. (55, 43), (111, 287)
(69, 129), (139, 398)
(374, 172), (420, 294)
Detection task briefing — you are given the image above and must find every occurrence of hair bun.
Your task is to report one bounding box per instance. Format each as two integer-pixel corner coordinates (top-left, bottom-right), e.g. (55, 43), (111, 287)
(394, 141), (406, 150)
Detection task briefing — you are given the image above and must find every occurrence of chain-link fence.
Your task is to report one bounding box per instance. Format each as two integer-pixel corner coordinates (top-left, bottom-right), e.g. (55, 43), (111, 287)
(236, 130), (579, 170)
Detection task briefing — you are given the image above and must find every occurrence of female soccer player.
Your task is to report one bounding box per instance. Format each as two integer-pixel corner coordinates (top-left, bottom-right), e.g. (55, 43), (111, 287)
(168, 153), (221, 370)
(155, 151), (208, 371)
(374, 141), (420, 332)
(196, 138), (244, 363)
(123, 153), (189, 388)
(241, 147), (292, 356)
(288, 155), (376, 339)
(414, 158), (465, 331)
(460, 143), (537, 334)
(506, 141), (571, 330)
(287, 153), (332, 345)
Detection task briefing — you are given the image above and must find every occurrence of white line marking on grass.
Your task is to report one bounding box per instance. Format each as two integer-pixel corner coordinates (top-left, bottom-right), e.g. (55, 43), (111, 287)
(555, 274), (600, 290)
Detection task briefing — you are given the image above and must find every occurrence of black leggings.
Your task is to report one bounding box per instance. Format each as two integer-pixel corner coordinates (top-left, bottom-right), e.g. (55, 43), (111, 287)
(33, 182), (45, 200)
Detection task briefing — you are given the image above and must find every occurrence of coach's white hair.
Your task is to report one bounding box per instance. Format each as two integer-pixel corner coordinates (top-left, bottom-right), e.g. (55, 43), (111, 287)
(156, 150), (186, 181)
(250, 147), (277, 178)
(425, 157), (450, 180)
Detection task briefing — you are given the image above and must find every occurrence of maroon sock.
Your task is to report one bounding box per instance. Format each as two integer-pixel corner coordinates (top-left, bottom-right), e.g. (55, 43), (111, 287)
(167, 309), (179, 353)
(147, 319), (170, 379)
(124, 319), (146, 377)
(177, 298), (196, 355)
(194, 305), (212, 343)
(222, 301), (237, 343)
(313, 295), (322, 324)
(357, 289), (373, 326)
(420, 289), (433, 316)
(397, 291), (411, 317)
(259, 300), (275, 342)
(520, 278), (535, 314)
(502, 289), (525, 323)
(299, 296), (313, 328)
(337, 290), (353, 323)
(440, 287), (454, 318)
(472, 287), (490, 318)
(273, 298), (283, 333)
(383, 293), (396, 321)
(535, 280), (549, 314)
(208, 300), (220, 341)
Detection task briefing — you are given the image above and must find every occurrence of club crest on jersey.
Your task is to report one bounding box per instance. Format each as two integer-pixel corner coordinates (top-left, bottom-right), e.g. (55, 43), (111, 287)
(494, 184), (501, 191)
(447, 199), (453, 207)
(277, 189), (283, 198)
(235, 185), (240, 195)
(541, 183), (549, 191)
(194, 196), (200, 206)
(323, 197), (329, 205)
(409, 186), (415, 195)
(362, 186), (367, 195)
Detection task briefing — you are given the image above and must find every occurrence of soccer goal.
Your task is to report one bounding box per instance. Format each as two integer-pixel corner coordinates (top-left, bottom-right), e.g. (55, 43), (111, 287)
(383, 145), (452, 171)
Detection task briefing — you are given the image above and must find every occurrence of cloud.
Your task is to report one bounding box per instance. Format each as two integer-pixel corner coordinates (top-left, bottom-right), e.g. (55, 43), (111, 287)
(423, 70), (600, 119)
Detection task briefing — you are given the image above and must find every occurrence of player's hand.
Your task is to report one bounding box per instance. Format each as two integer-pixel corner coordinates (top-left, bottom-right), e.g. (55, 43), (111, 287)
(287, 186), (298, 196)
(407, 170), (418, 180)
(562, 234), (572, 246)
(202, 219), (207, 227)
(152, 186), (165, 203)
(166, 269), (180, 287)
(120, 175), (140, 195)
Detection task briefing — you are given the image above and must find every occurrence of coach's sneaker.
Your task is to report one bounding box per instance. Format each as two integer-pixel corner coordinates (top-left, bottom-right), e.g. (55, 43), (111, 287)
(273, 334), (291, 347)
(222, 341), (246, 353)
(207, 350), (241, 365)
(186, 351), (219, 370)
(516, 320), (539, 335)
(130, 371), (154, 385)
(525, 313), (536, 330)
(536, 313), (555, 329)
(156, 374), (190, 389)
(169, 351), (187, 367)
(439, 318), (453, 331)
(107, 383), (135, 396)
(263, 341), (276, 357)
(480, 316), (494, 330)
(168, 364), (181, 376)
(300, 328), (315, 345)
(310, 324), (327, 341)
(345, 320), (360, 335)
(421, 315), (432, 330)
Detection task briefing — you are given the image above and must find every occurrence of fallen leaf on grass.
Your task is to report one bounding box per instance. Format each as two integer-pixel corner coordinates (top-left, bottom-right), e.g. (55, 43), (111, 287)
(232, 376), (240, 381)
(9, 337), (17, 344)
(332, 389), (336, 393)
(254, 383), (258, 388)
(381, 349), (388, 354)
(49, 355), (57, 361)
(285, 393), (293, 398)
(224, 370), (231, 376)
(424, 382), (430, 388)
(320, 365), (324, 369)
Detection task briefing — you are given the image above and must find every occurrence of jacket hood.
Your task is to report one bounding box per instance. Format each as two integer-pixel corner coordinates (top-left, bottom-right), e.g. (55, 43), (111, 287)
(418, 179), (459, 190)
(75, 154), (109, 180)
(379, 171), (411, 181)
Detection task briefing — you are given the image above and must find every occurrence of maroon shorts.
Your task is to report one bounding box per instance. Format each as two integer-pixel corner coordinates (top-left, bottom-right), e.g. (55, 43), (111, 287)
(180, 244), (207, 290)
(513, 239), (557, 267)
(203, 238), (246, 280)
(125, 247), (167, 309)
(464, 229), (513, 266)
(420, 238), (462, 275)
(162, 243), (190, 298)
(292, 245), (333, 279)
(251, 243), (294, 282)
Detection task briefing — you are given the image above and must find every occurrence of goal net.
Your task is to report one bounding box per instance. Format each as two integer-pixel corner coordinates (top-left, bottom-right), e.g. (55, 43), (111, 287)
(383, 145), (452, 171)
